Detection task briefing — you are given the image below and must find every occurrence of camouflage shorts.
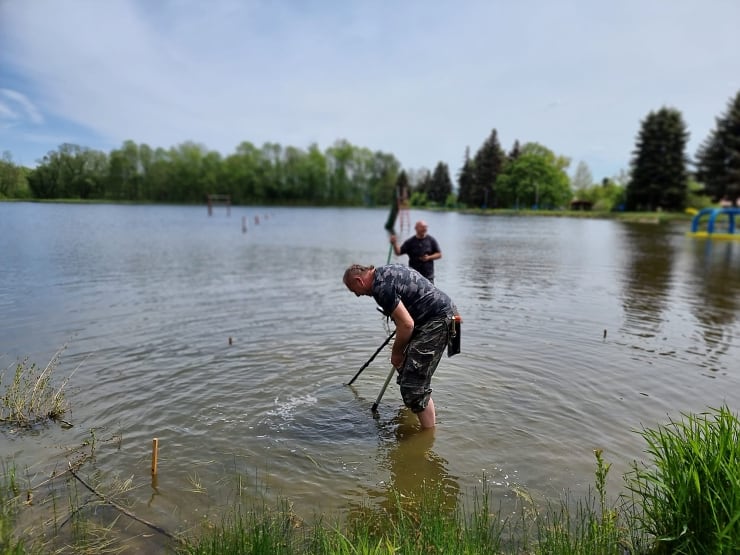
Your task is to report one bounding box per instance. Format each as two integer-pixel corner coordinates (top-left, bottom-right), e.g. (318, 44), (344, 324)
(397, 317), (449, 413)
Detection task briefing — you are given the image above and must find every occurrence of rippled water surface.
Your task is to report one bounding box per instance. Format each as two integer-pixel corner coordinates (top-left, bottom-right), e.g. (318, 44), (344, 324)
(2, 202), (740, 533)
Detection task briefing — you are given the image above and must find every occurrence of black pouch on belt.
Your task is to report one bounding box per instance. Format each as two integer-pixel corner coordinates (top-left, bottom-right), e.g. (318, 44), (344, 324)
(447, 317), (461, 357)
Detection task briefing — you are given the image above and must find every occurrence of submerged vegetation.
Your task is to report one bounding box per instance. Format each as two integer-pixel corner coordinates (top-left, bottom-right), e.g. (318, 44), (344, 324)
(2, 371), (740, 555)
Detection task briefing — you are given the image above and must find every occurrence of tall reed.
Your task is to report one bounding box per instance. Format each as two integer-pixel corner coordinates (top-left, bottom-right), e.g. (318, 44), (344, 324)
(1, 461), (24, 554)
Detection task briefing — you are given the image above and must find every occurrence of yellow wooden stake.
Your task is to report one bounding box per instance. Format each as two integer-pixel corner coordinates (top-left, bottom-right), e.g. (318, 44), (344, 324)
(151, 438), (159, 475)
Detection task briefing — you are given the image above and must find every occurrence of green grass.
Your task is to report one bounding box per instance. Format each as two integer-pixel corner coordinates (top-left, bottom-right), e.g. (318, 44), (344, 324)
(457, 207), (693, 223)
(625, 405), (740, 554)
(179, 456), (638, 555)
(0, 461), (26, 554)
(180, 481), (511, 555)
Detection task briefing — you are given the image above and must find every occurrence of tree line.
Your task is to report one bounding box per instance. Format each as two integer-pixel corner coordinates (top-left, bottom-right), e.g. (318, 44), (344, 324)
(1, 90), (739, 211)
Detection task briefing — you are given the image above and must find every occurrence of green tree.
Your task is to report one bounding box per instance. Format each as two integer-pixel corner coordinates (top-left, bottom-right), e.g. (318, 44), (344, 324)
(508, 140), (521, 162)
(695, 90), (740, 203)
(28, 144), (107, 199)
(413, 170), (432, 206)
(134, 143), (155, 200)
(367, 151), (400, 207)
(7, 137), (400, 206)
(280, 144), (327, 203)
(107, 140), (141, 200)
(472, 129), (505, 208)
(223, 141), (265, 203)
(496, 143), (571, 209)
(0, 151), (27, 198)
(456, 147), (474, 207)
(326, 139), (355, 204)
(577, 179), (625, 212)
(626, 107), (689, 211)
(426, 162), (453, 204)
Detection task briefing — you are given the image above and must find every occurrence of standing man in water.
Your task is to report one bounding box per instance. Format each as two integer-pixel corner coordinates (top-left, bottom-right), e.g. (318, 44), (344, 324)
(343, 263), (460, 428)
(390, 220), (442, 283)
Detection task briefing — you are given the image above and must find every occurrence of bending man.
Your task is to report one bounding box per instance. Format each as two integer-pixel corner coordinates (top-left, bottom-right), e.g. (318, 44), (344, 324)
(343, 263), (459, 428)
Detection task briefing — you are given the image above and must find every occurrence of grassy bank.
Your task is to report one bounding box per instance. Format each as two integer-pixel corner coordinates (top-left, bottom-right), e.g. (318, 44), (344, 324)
(457, 207), (694, 224)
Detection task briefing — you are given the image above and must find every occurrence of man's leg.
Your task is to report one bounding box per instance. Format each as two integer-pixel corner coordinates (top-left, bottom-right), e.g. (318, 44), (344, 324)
(417, 397), (435, 428)
(397, 319), (446, 428)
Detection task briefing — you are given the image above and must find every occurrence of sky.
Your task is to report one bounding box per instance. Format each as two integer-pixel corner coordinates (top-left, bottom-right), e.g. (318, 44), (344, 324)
(1, 0), (740, 182)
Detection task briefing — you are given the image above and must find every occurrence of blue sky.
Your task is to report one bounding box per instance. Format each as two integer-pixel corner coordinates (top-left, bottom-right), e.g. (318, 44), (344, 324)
(1, 0), (739, 182)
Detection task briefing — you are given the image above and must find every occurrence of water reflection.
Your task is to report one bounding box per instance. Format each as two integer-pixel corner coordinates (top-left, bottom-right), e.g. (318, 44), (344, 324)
(618, 223), (676, 337)
(688, 240), (740, 323)
(349, 409), (460, 522)
(686, 239), (740, 370)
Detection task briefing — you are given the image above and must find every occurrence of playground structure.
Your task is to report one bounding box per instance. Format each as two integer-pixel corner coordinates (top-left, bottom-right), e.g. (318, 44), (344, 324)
(687, 207), (740, 240)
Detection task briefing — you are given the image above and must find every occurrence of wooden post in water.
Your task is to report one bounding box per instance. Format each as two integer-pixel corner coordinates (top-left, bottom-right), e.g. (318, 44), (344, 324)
(151, 438), (159, 475)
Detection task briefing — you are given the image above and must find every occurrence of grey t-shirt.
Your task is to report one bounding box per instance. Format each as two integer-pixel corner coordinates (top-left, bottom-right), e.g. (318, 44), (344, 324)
(372, 264), (456, 324)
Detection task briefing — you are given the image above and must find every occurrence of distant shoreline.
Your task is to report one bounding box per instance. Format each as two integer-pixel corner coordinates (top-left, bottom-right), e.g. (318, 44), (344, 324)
(456, 207), (693, 223)
(0, 198), (695, 224)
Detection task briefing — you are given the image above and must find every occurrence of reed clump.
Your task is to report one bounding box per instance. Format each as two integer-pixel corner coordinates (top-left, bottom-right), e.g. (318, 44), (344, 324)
(625, 405), (740, 554)
(0, 350), (72, 427)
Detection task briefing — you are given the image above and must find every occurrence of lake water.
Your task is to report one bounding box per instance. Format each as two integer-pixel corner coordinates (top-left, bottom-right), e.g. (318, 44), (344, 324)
(1, 202), (740, 540)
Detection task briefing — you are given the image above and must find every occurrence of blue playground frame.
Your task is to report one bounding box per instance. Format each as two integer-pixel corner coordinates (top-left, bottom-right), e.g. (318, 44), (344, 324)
(688, 207), (740, 240)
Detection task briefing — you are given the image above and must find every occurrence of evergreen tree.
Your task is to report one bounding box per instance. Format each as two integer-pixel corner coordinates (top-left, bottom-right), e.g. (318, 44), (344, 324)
(457, 147), (475, 206)
(626, 107), (689, 211)
(472, 129), (506, 208)
(416, 170), (432, 199)
(508, 140), (521, 162)
(695, 90), (740, 203)
(427, 162), (453, 204)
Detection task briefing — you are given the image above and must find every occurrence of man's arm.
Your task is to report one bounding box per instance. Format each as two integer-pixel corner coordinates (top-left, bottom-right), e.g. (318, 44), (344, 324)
(422, 237), (442, 262)
(390, 301), (414, 368)
(389, 235), (402, 256)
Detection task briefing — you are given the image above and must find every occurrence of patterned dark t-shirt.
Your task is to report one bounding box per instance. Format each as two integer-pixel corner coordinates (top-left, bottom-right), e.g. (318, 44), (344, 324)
(399, 235), (440, 280)
(372, 264), (456, 325)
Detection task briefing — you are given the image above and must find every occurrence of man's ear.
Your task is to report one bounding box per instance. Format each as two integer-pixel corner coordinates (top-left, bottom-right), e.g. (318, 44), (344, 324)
(351, 274), (362, 290)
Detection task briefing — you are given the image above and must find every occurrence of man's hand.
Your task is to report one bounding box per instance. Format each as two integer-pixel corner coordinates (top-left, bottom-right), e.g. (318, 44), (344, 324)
(389, 235), (397, 244)
(390, 301), (414, 369)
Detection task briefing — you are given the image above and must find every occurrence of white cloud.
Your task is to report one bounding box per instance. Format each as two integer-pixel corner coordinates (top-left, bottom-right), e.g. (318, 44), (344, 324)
(1, 0), (740, 178)
(0, 89), (44, 124)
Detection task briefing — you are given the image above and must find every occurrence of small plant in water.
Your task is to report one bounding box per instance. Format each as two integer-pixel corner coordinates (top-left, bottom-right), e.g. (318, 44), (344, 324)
(0, 348), (73, 427)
